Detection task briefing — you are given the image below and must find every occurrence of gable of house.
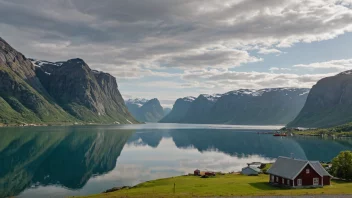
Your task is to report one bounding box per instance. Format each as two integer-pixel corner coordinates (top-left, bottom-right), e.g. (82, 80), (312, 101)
(294, 163), (322, 186)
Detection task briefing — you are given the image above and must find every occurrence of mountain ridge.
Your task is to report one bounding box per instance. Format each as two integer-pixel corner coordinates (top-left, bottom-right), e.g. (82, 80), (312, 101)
(125, 98), (165, 122)
(0, 37), (137, 125)
(288, 71), (352, 128)
(160, 88), (310, 125)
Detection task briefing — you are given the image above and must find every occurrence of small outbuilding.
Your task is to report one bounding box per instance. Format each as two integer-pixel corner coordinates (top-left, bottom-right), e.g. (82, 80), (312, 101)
(241, 166), (261, 176)
(194, 169), (200, 176)
(267, 156), (332, 188)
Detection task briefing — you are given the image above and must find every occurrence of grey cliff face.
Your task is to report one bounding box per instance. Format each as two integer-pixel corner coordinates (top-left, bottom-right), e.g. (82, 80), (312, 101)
(288, 71), (352, 128)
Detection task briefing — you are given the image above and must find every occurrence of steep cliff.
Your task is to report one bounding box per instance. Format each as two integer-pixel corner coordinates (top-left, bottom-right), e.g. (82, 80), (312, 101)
(35, 59), (137, 124)
(161, 88), (309, 125)
(0, 37), (75, 124)
(180, 94), (221, 123)
(159, 97), (196, 123)
(126, 98), (164, 122)
(209, 88), (309, 125)
(288, 71), (352, 128)
(0, 37), (137, 125)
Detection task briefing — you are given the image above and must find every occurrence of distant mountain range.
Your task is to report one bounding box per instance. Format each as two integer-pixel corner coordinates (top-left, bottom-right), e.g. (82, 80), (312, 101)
(288, 71), (352, 128)
(160, 88), (310, 125)
(125, 98), (165, 122)
(0, 37), (137, 125)
(159, 96), (196, 123)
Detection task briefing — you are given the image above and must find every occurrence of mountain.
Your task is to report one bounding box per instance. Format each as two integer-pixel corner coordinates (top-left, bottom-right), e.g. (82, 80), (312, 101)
(288, 71), (352, 128)
(0, 37), (75, 125)
(160, 88), (309, 125)
(159, 97), (196, 123)
(209, 88), (309, 125)
(180, 94), (222, 123)
(0, 37), (137, 125)
(125, 98), (164, 122)
(163, 108), (172, 116)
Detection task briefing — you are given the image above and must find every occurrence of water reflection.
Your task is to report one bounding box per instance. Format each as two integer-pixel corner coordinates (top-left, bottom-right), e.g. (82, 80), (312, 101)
(0, 126), (133, 198)
(0, 124), (352, 198)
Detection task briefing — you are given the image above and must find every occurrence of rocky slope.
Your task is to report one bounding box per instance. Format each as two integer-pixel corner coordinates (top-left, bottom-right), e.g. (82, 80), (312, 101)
(0, 37), (75, 124)
(126, 98), (164, 122)
(160, 88), (309, 125)
(288, 71), (352, 128)
(209, 88), (309, 125)
(159, 97), (196, 123)
(163, 108), (172, 116)
(0, 37), (137, 125)
(180, 94), (221, 123)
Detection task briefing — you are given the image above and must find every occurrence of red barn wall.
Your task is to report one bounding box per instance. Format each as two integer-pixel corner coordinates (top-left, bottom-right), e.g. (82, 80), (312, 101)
(269, 174), (293, 187)
(323, 176), (331, 185)
(294, 164), (321, 186)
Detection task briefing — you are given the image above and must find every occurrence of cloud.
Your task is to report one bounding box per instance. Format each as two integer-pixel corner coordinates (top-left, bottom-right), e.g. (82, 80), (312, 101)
(269, 67), (292, 72)
(258, 48), (282, 54)
(1, 0), (352, 106)
(181, 69), (334, 91)
(293, 59), (352, 71)
(1, 0), (352, 72)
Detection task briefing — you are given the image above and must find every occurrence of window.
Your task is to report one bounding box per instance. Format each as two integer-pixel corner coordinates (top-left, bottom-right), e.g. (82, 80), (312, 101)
(271, 175), (274, 182)
(282, 178), (284, 184)
(306, 168), (310, 174)
(276, 177), (278, 182)
(313, 178), (319, 185)
(297, 179), (302, 186)
(287, 179), (290, 185)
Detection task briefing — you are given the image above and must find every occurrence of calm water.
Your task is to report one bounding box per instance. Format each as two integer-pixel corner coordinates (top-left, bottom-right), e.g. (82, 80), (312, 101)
(1, 123), (352, 198)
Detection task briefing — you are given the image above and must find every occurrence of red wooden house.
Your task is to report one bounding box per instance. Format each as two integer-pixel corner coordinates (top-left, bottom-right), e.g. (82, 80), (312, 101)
(267, 156), (332, 188)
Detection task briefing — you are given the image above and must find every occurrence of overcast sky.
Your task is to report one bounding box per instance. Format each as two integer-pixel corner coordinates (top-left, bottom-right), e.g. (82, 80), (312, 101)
(1, 0), (352, 107)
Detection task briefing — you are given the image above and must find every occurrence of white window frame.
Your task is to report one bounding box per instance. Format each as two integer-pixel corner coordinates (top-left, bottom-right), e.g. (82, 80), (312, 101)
(282, 178), (284, 184)
(313, 178), (319, 186)
(306, 168), (310, 174)
(297, 179), (302, 186)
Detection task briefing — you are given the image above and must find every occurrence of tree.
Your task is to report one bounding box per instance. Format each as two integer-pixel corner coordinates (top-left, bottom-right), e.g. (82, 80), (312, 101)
(330, 151), (352, 180)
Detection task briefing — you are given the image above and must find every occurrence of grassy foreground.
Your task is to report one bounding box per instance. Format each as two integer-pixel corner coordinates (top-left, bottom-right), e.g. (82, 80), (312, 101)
(79, 174), (352, 198)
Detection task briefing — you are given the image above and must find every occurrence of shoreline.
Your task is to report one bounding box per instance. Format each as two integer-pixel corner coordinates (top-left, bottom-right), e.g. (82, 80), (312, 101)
(77, 173), (352, 198)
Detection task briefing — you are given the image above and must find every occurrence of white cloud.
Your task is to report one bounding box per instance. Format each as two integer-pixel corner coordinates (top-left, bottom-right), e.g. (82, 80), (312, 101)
(182, 69), (334, 91)
(1, 0), (352, 106)
(294, 59), (352, 71)
(269, 67), (292, 72)
(1, 0), (352, 72)
(258, 48), (282, 54)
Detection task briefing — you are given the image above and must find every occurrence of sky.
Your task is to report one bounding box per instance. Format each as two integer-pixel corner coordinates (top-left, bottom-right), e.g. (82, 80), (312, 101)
(1, 0), (352, 108)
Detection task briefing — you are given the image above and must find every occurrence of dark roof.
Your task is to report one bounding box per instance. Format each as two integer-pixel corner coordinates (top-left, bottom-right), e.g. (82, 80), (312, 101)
(267, 156), (331, 179)
(310, 161), (331, 176)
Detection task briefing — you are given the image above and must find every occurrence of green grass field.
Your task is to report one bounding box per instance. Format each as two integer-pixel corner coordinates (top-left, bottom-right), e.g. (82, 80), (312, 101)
(79, 174), (352, 198)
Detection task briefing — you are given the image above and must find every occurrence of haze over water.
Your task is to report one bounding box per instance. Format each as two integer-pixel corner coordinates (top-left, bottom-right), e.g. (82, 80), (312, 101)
(1, 123), (351, 198)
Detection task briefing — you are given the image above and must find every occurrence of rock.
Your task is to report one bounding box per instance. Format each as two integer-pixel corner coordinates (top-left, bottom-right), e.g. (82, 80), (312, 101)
(0, 37), (137, 125)
(288, 71), (352, 128)
(126, 98), (164, 122)
(160, 88), (309, 125)
(159, 96), (196, 123)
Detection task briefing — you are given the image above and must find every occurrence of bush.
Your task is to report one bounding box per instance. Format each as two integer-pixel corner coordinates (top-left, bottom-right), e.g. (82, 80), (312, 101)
(330, 151), (352, 180)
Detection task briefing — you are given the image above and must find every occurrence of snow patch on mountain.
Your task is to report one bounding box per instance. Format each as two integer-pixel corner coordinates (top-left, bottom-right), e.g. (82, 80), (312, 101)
(201, 94), (223, 102)
(225, 88), (310, 97)
(338, 70), (352, 75)
(182, 96), (196, 102)
(126, 98), (149, 107)
(30, 58), (63, 67)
